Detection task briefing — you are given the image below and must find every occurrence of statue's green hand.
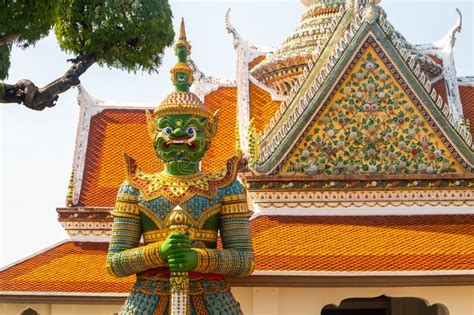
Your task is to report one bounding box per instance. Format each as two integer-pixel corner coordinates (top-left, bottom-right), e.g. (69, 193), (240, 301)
(159, 233), (192, 261)
(168, 251), (198, 272)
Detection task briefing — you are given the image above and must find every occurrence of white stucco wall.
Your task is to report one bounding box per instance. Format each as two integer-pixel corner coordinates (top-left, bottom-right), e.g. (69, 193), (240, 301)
(233, 286), (474, 315)
(0, 304), (121, 315)
(1, 286), (473, 315)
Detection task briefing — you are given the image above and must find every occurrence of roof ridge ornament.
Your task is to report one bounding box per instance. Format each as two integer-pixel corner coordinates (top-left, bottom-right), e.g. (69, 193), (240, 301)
(361, 0), (383, 24)
(225, 8), (273, 157)
(434, 8), (462, 49)
(225, 9), (273, 53)
(415, 9), (464, 124)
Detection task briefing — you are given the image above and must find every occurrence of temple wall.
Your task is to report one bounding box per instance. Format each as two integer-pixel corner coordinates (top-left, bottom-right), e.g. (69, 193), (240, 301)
(233, 286), (474, 315)
(0, 304), (121, 315)
(1, 286), (473, 314)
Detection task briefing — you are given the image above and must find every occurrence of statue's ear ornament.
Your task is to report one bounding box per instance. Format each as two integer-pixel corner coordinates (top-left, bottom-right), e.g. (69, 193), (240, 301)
(207, 110), (219, 138)
(145, 110), (157, 141)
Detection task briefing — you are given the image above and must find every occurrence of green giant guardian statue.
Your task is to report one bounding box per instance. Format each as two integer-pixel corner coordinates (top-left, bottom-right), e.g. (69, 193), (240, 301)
(106, 19), (254, 315)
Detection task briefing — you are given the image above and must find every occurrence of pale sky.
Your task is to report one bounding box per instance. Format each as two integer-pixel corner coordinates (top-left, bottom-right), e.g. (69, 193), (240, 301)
(1, 0), (473, 268)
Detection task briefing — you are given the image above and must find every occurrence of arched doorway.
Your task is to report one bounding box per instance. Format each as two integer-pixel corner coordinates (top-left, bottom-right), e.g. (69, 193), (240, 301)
(322, 295), (449, 315)
(20, 309), (39, 315)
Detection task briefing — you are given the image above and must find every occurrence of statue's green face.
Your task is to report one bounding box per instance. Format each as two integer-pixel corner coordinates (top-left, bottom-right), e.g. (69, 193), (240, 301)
(175, 72), (189, 91)
(175, 72), (189, 92)
(154, 114), (208, 163)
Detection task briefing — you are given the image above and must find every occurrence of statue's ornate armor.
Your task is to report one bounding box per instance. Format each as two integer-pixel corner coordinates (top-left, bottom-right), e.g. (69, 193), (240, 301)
(107, 156), (254, 314)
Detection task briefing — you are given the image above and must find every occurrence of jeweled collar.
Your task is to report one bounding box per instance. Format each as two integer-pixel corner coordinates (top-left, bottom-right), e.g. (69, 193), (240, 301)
(123, 154), (240, 204)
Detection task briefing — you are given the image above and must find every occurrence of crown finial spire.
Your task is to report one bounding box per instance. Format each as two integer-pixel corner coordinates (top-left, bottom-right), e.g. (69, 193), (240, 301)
(174, 17), (191, 60)
(171, 17), (193, 92)
(179, 17), (187, 41)
(153, 18), (211, 120)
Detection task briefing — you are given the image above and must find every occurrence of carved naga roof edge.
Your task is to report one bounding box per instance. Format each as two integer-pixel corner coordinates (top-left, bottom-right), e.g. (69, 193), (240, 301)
(225, 8), (274, 56)
(225, 8), (275, 157)
(415, 9), (464, 124)
(249, 7), (473, 176)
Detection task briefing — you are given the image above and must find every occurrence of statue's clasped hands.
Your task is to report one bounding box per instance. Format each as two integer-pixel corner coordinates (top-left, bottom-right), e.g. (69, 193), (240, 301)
(159, 233), (198, 272)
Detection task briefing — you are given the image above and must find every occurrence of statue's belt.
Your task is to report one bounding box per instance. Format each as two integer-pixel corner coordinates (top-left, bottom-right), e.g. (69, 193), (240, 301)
(135, 269), (228, 295)
(140, 267), (225, 281)
(143, 228), (217, 244)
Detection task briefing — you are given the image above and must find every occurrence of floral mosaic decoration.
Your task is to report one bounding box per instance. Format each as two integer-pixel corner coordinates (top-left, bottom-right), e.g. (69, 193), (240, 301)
(284, 48), (460, 176)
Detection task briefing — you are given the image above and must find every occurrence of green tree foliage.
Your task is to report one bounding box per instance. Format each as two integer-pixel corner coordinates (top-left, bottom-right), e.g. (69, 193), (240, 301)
(0, 45), (11, 80)
(0, 0), (174, 110)
(55, 0), (174, 73)
(0, 0), (60, 79)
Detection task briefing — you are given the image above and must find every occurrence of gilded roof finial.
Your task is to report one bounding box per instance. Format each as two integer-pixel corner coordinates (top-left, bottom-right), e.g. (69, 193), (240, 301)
(171, 17), (193, 92)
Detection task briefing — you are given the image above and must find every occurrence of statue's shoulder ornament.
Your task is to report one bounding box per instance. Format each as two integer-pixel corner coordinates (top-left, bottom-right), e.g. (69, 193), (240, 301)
(123, 153), (240, 204)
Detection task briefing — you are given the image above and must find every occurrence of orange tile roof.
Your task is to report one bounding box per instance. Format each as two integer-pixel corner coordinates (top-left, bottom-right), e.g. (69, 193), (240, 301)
(252, 215), (474, 272)
(78, 87), (237, 207)
(200, 87), (238, 173)
(249, 83), (282, 134)
(460, 85), (474, 137)
(79, 109), (161, 207)
(249, 55), (266, 70)
(1, 215), (472, 295)
(426, 54), (443, 66)
(432, 78), (448, 105)
(0, 242), (133, 294)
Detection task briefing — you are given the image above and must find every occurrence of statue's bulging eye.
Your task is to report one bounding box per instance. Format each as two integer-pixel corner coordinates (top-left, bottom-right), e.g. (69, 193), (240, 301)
(187, 127), (196, 136)
(163, 127), (173, 135)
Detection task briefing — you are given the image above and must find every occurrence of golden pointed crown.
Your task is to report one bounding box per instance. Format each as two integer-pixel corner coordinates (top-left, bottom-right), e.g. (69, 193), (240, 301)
(174, 17), (191, 55)
(153, 18), (211, 119)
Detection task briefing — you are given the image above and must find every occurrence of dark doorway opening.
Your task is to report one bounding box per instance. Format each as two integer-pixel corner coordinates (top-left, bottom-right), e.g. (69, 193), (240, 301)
(323, 309), (387, 315)
(322, 295), (448, 315)
(21, 309), (39, 315)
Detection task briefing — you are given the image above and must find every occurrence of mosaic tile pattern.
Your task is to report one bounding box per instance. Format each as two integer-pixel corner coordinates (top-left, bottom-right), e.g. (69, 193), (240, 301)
(283, 47), (462, 176)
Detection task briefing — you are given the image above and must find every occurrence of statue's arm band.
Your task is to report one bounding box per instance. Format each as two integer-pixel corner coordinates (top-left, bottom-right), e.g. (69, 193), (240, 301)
(193, 211), (254, 277)
(106, 215), (166, 277)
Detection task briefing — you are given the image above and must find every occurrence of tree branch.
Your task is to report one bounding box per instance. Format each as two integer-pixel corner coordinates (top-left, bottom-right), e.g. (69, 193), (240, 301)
(0, 55), (96, 110)
(0, 33), (17, 46)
